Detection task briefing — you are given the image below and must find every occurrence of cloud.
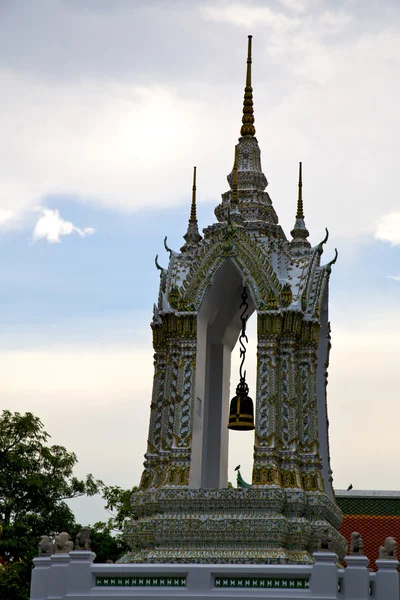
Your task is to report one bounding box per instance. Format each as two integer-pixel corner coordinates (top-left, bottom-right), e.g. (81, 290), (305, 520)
(278, 0), (308, 13)
(0, 70), (213, 219)
(0, 208), (15, 226)
(0, 1), (399, 245)
(203, 3), (299, 30)
(33, 208), (95, 243)
(375, 212), (400, 246)
(387, 275), (400, 281)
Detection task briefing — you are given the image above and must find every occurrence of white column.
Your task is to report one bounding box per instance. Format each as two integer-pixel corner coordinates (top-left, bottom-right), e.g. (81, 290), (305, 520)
(375, 559), (400, 600)
(30, 557), (51, 600)
(311, 552), (339, 598)
(65, 551), (96, 596)
(344, 555), (370, 599)
(47, 553), (71, 599)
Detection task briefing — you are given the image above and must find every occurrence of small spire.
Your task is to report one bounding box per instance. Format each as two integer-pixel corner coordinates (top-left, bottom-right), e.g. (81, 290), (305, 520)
(297, 162), (304, 219)
(240, 35), (255, 137)
(190, 166), (197, 221)
(290, 161), (310, 250)
(182, 166), (202, 250)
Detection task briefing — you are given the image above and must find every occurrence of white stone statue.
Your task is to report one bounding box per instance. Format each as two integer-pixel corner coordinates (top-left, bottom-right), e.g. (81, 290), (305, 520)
(75, 527), (91, 551)
(379, 536), (398, 560)
(319, 527), (333, 551)
(54, 532), (74, 553)
(38, 535), (54, 556)
(350, 531), (364, 555)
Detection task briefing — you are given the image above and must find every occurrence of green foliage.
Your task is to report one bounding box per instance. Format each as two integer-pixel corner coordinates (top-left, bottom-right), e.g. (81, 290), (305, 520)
(72, 521), (129, 563)
(0, 410), (103, 600)
(0, 409), (139, 598)
(85, 483), (139, 563)
(102, 484), (138, 530)
(0, 560), (32, 600)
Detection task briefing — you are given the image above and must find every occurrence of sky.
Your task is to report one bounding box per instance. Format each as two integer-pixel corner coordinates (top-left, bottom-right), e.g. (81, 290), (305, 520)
(1, 0), (400, 526)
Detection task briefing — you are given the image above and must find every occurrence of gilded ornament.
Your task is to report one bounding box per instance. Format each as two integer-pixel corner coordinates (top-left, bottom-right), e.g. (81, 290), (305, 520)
(280, 283), (292, 307)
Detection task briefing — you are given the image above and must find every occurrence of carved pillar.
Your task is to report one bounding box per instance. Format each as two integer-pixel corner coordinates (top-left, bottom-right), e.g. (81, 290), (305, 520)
(279, 337), (297, 448)
(167, 338), (197, 487)
(139, 323), (167, 490)
(324, 322), (334, 491)
(139, 313), (197, 490)
(252, 313), (281, 486)
(279, 335), (302, 489)
(298, 339), (324, 494)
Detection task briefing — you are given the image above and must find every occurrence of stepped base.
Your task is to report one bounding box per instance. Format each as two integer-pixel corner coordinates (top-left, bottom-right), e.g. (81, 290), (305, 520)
(119, 487), (347, 564)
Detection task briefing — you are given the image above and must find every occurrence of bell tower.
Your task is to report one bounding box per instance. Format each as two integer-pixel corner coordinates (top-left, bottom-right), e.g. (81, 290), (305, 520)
(121, 36), (346, 565)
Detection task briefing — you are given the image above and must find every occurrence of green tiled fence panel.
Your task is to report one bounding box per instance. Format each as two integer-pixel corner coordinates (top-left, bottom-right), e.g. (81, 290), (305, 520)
(214, 577), (310, 589)
(96, 576), (187, 587)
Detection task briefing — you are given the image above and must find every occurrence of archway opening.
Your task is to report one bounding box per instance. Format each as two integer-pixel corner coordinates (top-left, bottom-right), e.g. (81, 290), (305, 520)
(228, 313), (257, 488)
(190, 257), (256, 489)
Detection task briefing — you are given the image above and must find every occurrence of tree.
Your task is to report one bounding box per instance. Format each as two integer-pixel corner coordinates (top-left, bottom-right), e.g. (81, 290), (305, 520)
(82, 484), (139, 563)
(102, 484), (138, 530)
(0, 410), (103, 599)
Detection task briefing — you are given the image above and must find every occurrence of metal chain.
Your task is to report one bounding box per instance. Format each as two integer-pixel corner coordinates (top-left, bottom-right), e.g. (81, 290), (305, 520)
(238, 286), (249, 382)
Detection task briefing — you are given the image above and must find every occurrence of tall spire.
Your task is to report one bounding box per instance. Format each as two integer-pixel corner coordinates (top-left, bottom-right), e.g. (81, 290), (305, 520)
(190, 166), (198, 221)
(296, 161), (304, 219)
(240, 35), (255, 137)
(290, 161), (310, 250)
(215, 34), (280, 233)
(182, 166), (202, 250)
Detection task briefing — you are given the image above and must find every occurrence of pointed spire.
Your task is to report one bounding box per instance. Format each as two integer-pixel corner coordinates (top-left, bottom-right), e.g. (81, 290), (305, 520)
(240, 35), (255, 137)
(296, 161), (304, 219)
(215, 35), (281, 234)
(290, 161), (310, 250)
(190, 166), (198, 221)
(182, 166), (202, 250)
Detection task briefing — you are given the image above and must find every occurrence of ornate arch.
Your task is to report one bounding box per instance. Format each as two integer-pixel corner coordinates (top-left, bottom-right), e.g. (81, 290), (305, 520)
(173, 226), (283, 312)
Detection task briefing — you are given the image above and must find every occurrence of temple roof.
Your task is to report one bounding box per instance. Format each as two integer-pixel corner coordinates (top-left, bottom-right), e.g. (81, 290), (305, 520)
(153, 36), (337, 322)
(336, 490), (400, 571)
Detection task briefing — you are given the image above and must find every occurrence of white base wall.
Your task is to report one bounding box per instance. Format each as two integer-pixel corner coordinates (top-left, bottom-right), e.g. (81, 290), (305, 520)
(30, 552), (400, 600)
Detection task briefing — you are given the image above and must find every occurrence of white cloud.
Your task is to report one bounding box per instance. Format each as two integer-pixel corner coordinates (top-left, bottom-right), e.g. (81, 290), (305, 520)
(203, 3), (299, 30)
(278, 0), (308, 13)
(318, 10), (354, 34)
(0, 2), (399, 245)
(0, 70), (216, 219)
(375, 212), (400, 246)
(387, 275), (400, 281)
(33, 208), (95, 243)
(0, 208), (16, 226)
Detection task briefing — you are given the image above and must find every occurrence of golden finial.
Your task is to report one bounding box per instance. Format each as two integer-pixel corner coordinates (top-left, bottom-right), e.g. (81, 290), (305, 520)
(290, 161), (309, 246)
(296, 162), (304, 219)
(190, 166), (197, 222)
(182, 166), (202, 248)
(231, 146), (238, 205)
(240, 35), (255, 137)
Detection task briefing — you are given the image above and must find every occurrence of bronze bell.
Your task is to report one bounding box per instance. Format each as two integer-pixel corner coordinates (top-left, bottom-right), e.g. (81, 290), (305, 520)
(228, 379), (255, 431)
